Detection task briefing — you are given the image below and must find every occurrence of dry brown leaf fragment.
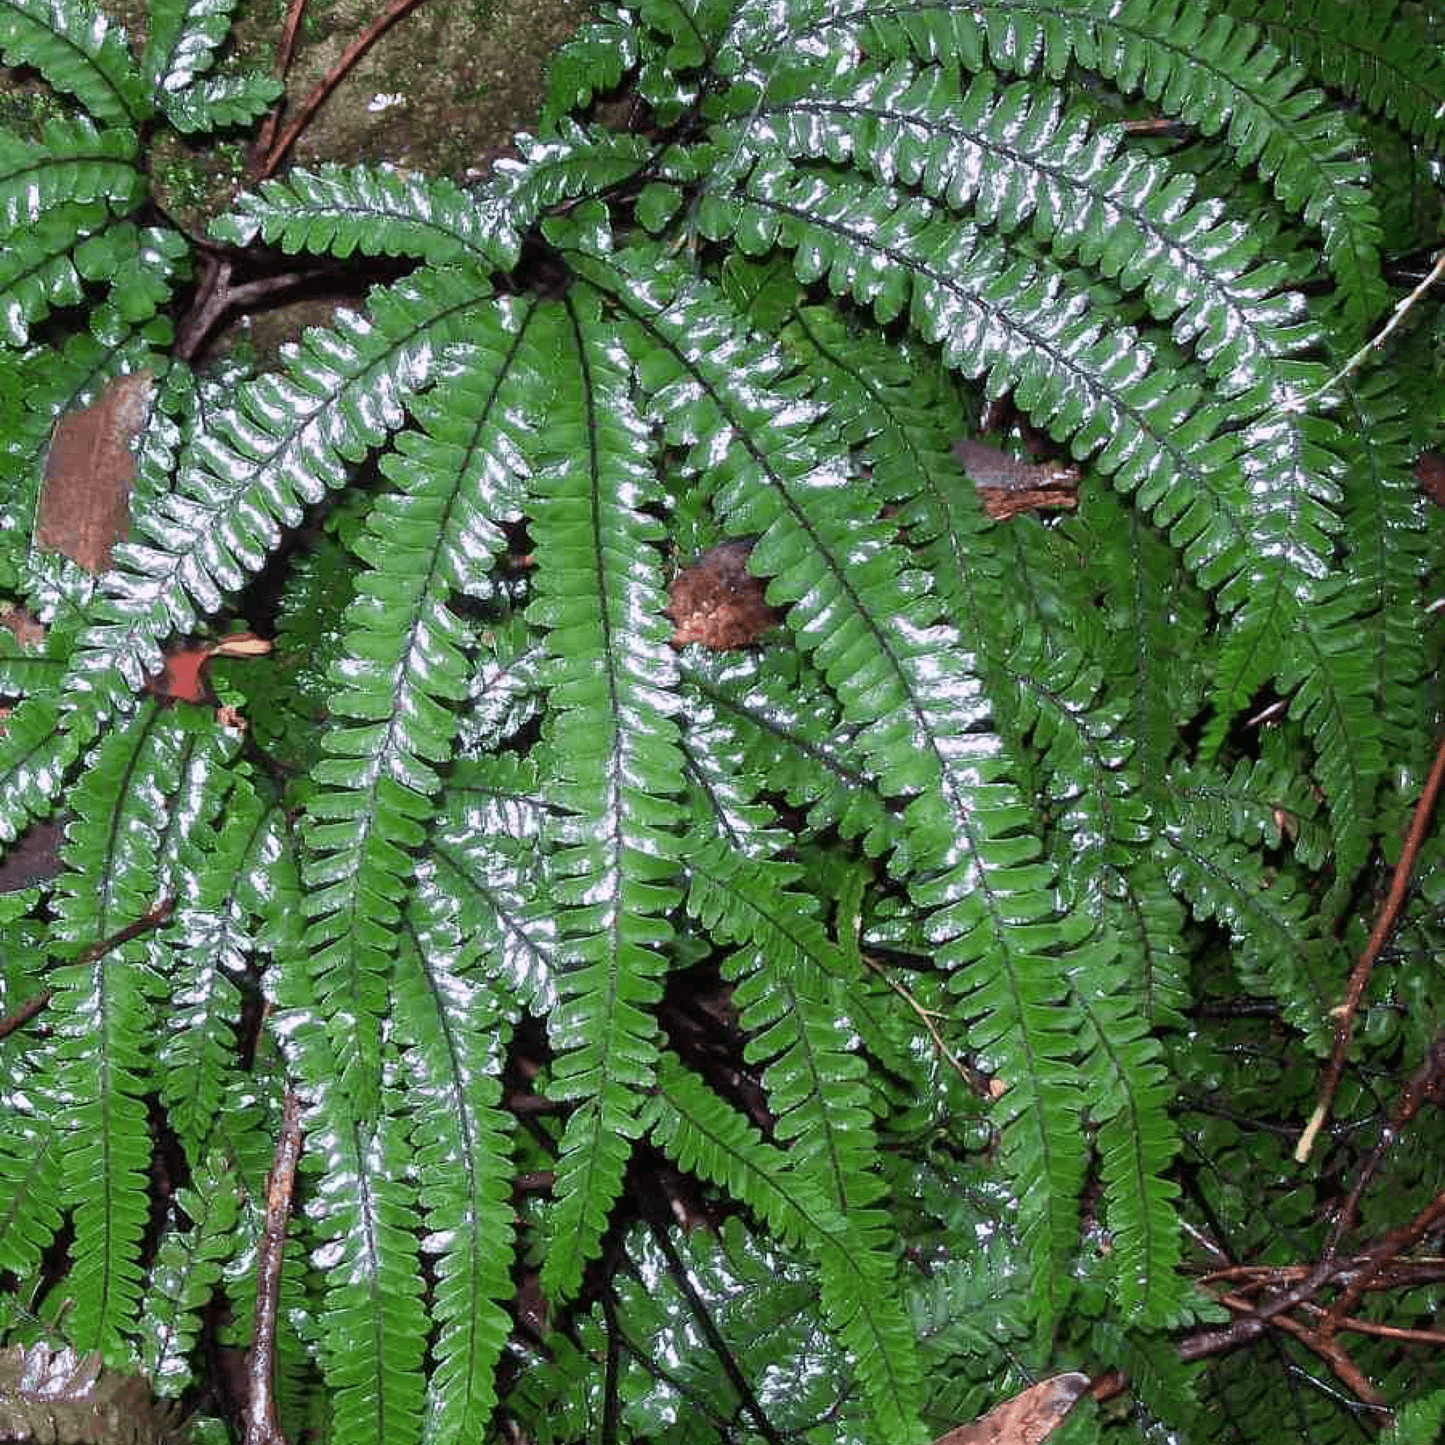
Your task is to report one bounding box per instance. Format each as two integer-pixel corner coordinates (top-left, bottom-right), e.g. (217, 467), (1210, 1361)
(0, 607), (44, 650)
(665, 540), (781, 651)
(145, 632), (273, 705)
(35, 370), (154, 574)
(931, 1372), (1091, 1445)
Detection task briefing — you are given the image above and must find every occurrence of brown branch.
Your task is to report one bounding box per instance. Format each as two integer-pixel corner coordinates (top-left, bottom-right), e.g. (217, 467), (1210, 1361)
(1326, 1031), (1445, 1258)
(1300, 1302), (1445, 1347)
(252, 0), (310, 162)
(1297, 732), (1445, 1163)
(1209, 1292), (1387, 1408)
(0, 897), (176, 1041)
(258, 0), (430, 179)
(245, 1087), (305, 1445)
(0, 990), (51, 1042)
(1326, 1188), (1445, 1332)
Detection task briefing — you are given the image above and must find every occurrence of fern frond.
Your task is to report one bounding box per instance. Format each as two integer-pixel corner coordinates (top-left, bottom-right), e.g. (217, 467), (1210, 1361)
(0, 696), (89, 844)
(525, 292), (685, 1302)
(213, 164), (512, 267)
(137, 1159), (245, 1393)
(680, 649), (897, 856)
(0, 118), (142, 233)
(0, 1118), (62, 1279)
(0, 0), (148, 126)
(843, 0), (1388, 333)
(87, 267), (495, 688)
(392, 905), (516, 1444)
(647, 1054), (925, 1443)
(143, 0), (242, 93)
(541, 6), (642, 126)
(1334, 368), (1431, 779)
(158, 780), (272, 1159)
(0, 199), (99, 346)
(581, 234), (1104, 1318)
(1068, 965), (1185, 1325)
(683, 838), (888, 1230)
(741, 63), (1312, 398)
(1155, 799), (1339, 1050)
(302, 302), (545, 1118)
(1233, 0), (1445, 151)
(159, 72), (283, 133)
(485, 122), (660, 255)
(424, 803), (554, 1017)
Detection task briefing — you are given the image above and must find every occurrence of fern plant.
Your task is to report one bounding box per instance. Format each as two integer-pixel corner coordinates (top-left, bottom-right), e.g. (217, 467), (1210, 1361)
(1, 0), (1444, 1441)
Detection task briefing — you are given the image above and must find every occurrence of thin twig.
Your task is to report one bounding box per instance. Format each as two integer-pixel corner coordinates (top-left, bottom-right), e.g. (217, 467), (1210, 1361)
(1325, 1031), (1445, 1257)
(1211, 1292), (1386, 1407)
(649, 1223), (787, 1445)
(245, 1087), (304, 1445)
(258, 0), (430, 178)
(0, 990), (51, 1042)
(863, 957), (995, 1096)
(1297, 733), (1445, 1163)
(253, 0), (310, 162)
(1283, 248), (1445, 415)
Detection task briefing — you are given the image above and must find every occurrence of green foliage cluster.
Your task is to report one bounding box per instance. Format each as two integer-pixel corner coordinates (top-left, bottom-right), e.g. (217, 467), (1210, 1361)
(0, 0), (1443, 1441)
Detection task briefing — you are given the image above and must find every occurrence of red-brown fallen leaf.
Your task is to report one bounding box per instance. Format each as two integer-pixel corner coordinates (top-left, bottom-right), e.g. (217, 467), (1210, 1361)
(1416, 450), (1445, 507)
(0, 606), (45, 650)
(145, 632), (272, 705)
(35, 371), (153, 574)
(931, 1373), (1091, 1445)
(977, 484), (1079, 520)
(665, 540), (781, 651)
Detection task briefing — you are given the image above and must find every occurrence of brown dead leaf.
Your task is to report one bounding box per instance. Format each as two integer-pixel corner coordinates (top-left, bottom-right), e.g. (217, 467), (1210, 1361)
(0, 606), (44, 649)
(977, 484), (1078, 520)
(145, 632), (272, 705)
(932, 1373), (1091, 1445)
(665, 540), (781, 650)
(36, 370), (153, 573)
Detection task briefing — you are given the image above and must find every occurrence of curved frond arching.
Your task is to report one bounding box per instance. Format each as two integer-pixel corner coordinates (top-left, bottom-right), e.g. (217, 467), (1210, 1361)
(824, 0), (1388, 333)
(87, 266), (497, 688)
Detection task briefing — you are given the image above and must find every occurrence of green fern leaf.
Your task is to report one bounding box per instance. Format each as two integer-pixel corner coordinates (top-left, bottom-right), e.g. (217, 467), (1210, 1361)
(392, 902), (516, 1442)
(158, 780), (272, 1159)
(137, 1159), (245, 1393)
(526, 292), (685, 1302)
(0, 0), (148, 126)
(1236, 0), (1445, 150)
(0, 199), (98, 346)
(0, 118), (143, 233)
(302, 301), (547, 1118)
(740, 63), (1312, 398)
(213, 164), (511, 266)
(683, 838), (889, 1228)
(88, 267), (494, 688)
(647, 1055), (925, 1443)
(143, 0), (243, 92)
(847, 0), (1388, 333)
(1155, 799), (1339, 1051)
(541, 6), (642, 126)
(0, 1119), (62, 1279)
(1068, 965), (1185, 1324)
(160, 72), (284, 132)
(288, 1026), (427, 1445)
(431, 760), (557, 1014)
